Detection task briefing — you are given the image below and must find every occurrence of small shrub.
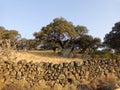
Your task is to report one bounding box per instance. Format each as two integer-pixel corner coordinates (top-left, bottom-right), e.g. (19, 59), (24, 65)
(90, 73), (118, 90)
(0, 74), (4, 90)
(0, 81), (4, 90)
(1, 80), (31, 90)
(76, 84), (93, 90)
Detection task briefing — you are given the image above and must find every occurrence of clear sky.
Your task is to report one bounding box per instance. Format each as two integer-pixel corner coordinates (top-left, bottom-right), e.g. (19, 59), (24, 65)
(0, 0), (120, 41)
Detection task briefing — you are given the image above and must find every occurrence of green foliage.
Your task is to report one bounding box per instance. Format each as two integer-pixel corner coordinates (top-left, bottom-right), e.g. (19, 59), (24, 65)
(89, 49), (120, 59)
(0, 26), (20, 41)
(16, 38), (39, 50)
(104, 22), (120, 53)
(26, 39), (39, 50)
(75, 35), (101, 54)
(75, 25), (88, 35)
(52, 17), (77, 37)
(33, 17), (88, 50)
(33, 17), (102, 56)
(0, 26), (5, 40)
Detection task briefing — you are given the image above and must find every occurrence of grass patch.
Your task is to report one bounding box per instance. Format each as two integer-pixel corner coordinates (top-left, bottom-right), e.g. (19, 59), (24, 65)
(15, 50), (82, 63)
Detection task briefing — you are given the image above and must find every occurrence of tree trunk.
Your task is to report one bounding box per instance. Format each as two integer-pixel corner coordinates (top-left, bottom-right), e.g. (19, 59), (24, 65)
(59, 47), (75, 58)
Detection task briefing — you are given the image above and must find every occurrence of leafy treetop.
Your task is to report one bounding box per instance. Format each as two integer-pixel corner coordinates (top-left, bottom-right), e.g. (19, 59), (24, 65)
(104, 22), (120, 53)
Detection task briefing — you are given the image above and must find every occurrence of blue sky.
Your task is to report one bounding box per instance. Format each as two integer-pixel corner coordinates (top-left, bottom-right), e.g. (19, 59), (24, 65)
(0, 0), (120, 41)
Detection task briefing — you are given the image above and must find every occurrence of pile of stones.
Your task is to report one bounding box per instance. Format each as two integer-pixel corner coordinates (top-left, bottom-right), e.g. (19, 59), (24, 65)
(0, 58), (120, 88)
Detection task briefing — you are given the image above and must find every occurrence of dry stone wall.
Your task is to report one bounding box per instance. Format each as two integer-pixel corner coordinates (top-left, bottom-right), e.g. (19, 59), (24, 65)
(0, 59), (120, 87)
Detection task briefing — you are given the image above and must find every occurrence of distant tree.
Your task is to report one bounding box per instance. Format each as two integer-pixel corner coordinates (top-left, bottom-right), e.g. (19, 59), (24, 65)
(0, 26), (7, 40)
(16, 38), (39, 50)
(75, 35), (101, 53)
(33, 17), (88, 51)
(91, 37), (101, 52)
(34, 17), (102, 57)
(0, 26), (5, 32)
(26, 39), (38, 50)
(0, 26), (20, 41)
(0, 26), (21, 50)
(15, 38), (28, 50)
(104, 22), (120, 53)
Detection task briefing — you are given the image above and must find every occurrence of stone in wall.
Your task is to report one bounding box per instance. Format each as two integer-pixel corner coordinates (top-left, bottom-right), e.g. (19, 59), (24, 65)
(0, 58), (120, 88)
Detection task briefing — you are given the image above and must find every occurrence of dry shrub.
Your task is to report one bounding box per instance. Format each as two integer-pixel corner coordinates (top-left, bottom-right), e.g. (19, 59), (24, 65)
(0, 74), (4, 90)
(62, 84), (76, 90)
(0, 80), (4, 90)
(75, 78), (93, 90)
(1, 75), (119, 90)
(76, 84), (93, 90)
(31, 81), (76, 90)
(90, 73), (118, 90)
(115, 88), (120, 90)
(31, 80), (52, 90)
(0, 39), (17, 61)
(1, 80), (30, 90)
